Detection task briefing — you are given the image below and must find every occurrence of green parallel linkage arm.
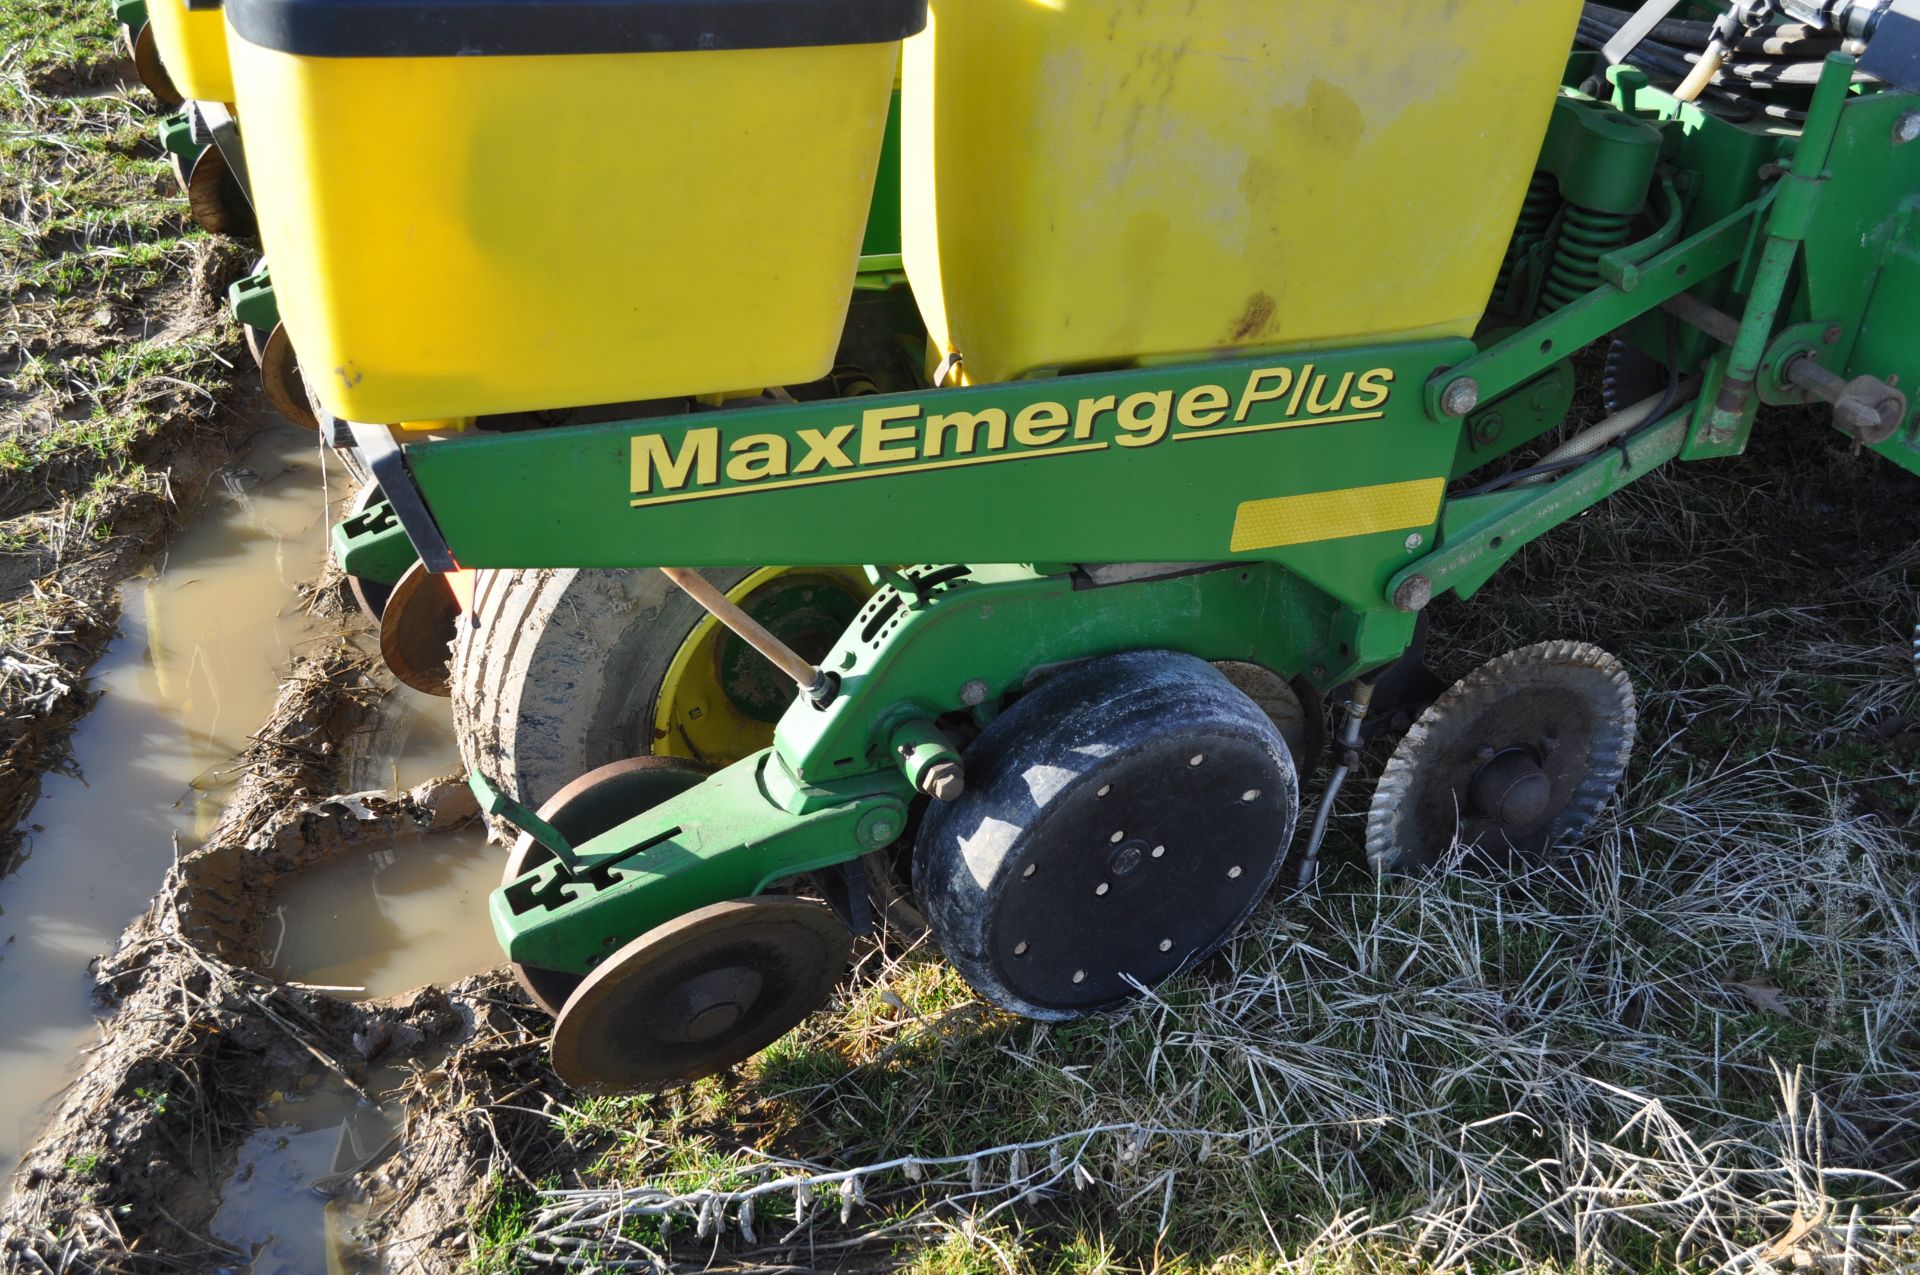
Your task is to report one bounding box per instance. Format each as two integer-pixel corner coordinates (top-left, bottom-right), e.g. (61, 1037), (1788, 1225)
(1423, 198), (1760, 421)
(1391, 407), (1692, 606)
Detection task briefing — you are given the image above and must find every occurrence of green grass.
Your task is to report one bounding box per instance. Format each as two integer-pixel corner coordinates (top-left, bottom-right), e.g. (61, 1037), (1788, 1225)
(0, 0), (243, 501)
(468, 1176), (539, 1275)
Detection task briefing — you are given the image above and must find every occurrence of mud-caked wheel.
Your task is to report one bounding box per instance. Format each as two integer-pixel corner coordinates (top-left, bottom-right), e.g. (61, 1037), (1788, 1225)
(915, 651), (1301, 1021)
(550, 897), (852, 1092)
(127, 23), (183, 108)
(184, 143), (254, 236)
(258, 323), (318, 429)
(379, 561), (460, 696)
(503, 755), (714, 1015)
(452, 567), (869, 812)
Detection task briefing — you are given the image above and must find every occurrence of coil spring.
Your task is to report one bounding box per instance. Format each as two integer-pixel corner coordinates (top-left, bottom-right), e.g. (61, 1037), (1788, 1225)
(1540, 204), (1634, 315)
(1494, 172), (1561, 308)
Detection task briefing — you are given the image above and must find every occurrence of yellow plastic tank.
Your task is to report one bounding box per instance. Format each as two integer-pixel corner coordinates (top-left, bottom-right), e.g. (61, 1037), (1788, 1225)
(145, 0), (234, 103)
(225, 0), (925, 424)
(903, 0), (1585, 386)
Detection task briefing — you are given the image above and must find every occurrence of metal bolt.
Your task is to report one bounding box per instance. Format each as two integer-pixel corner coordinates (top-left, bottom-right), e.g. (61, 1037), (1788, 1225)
(1404, 532), (1425, 553)
(1895, 111), (1920, 144)
(1022, 864), (1036, 878)
(1072, 970), (1086, 984)
(1014, 941), (1028, 956)
(871, 821), (895, 842)
(1158, 939), (1172, 952)
(1228, 865), (1243, 879)
(1188, 753), (1205, 767)
(920, 760), (965, 802)
(1109, 830), (1125, 843)
(1095, 882), (1110, 896)
(1440, 377), (1480, 418)
(1477, 746), (1497, 762)
(1242, 789), (1261, 802)
(958, 679), (989, 706)
(1096, 784), (1112, 798)
(1393, 574), (1434, 614)
(1311, 664), (1328, 681)
(1824, 325), (1843, 345)
(1151, 845), (1165, 858)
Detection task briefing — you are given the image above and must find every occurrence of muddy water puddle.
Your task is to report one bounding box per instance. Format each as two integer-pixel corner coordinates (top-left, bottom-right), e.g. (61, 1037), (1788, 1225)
(210, 1067), (407, 1274)
(268, 825), (500, 999)
(1, 422), (335, 1168)
(2, 416), (499, 1220)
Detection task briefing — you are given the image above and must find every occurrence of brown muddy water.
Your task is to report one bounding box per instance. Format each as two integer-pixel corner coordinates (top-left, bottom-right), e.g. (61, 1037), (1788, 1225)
(0, 421), (498, 1257)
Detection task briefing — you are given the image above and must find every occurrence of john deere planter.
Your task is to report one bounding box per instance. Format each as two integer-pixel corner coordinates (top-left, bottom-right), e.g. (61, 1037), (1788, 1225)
(229, 0), (1920, 1089)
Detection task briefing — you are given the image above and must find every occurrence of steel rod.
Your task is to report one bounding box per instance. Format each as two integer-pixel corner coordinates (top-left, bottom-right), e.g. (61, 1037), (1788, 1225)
(658, 567), (834, 704)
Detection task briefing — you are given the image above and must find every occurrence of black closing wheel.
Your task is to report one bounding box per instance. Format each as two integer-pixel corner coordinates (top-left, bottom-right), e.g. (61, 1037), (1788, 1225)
(504, 755), (714, 1015)
(1365, 640), (1637, 875)
(550, 897), (851, 1093)
(915, 651), (1301, 1021)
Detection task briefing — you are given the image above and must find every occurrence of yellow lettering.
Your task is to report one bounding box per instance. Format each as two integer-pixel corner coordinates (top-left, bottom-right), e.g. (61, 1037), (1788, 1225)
(1074, 395), (1118, 440)
(860, 404), (922, 465)
(1014, 401), (1071, 447)
(1286, 363), (1316, 416)
(927, 409), (1008, 458)
(1350, 368), (1395, 411)
(630, 427), (718, 494)
(726, 433), (789, 482)
(1235, 369), (1294, 422)
(795, 424), (857, 474)
(1177, 384), (1231, 430)
(1306, 371), (1355, 415)
(1115, 391), (1172, 448)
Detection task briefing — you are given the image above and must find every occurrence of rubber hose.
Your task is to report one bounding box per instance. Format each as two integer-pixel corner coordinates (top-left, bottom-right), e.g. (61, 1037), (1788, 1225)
(1516, 379), (1701, 485)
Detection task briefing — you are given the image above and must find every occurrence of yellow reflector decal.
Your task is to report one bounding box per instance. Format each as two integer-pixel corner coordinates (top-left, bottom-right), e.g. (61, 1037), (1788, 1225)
(1230, 478), (1446, 553)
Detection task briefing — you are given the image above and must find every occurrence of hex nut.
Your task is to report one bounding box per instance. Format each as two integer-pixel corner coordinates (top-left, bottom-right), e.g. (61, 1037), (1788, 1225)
(921, 760), (966, 802)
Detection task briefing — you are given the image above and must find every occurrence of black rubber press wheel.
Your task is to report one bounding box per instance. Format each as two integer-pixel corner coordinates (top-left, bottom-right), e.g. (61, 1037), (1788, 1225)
(915, 651), (1301, 1021)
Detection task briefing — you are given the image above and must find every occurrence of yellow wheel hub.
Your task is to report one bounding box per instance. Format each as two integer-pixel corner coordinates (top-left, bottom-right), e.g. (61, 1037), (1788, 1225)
(651, 566), (872, 765)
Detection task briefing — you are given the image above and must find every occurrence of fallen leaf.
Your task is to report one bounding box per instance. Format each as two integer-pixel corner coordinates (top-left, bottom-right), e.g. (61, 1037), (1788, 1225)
(1730, 979), (1792, 1017)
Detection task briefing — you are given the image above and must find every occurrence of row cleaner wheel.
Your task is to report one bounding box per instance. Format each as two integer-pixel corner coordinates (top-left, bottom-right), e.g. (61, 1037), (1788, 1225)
(1365, 640), (1637, 874)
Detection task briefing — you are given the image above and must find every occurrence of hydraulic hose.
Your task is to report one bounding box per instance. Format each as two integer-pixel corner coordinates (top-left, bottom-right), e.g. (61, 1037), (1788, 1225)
(1516, 379), (1700, 485)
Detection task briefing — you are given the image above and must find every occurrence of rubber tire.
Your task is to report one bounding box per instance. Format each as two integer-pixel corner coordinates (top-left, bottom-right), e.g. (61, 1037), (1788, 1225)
(916, 650), (1300, 1021)
(452, 568), (753, 814)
